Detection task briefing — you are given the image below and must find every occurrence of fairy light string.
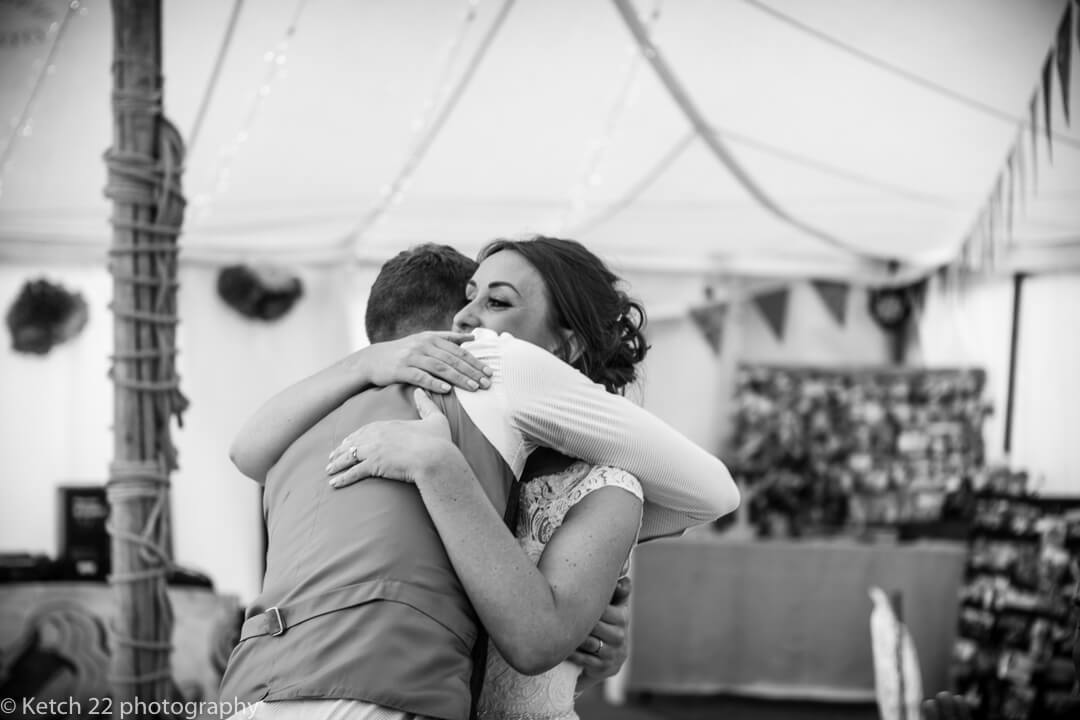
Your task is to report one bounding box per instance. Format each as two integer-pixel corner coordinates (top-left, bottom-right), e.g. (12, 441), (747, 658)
(193, 0), (310, 218)
(558, 0), (664, 232)
(344, 0), (518, 245)
(0, 0), (82, 198)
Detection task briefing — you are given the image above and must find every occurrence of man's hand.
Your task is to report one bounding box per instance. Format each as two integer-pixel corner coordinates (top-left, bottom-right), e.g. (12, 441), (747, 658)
(922, 692), (973, 720)
(571, 576), (631, 694)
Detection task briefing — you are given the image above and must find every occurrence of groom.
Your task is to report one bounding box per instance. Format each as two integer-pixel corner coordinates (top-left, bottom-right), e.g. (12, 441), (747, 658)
(219, 244), (733, 719)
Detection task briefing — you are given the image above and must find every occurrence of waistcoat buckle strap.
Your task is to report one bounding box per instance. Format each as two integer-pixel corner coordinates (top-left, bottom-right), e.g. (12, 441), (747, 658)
(237, 580), (478, 645)
(267, 606), (285, 636)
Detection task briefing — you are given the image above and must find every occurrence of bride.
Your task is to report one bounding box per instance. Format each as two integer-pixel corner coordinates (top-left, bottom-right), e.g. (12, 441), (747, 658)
(324, 236), (737, 719)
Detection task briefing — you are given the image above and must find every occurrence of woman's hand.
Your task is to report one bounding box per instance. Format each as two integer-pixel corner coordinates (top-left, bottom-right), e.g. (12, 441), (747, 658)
(353, 331), (492, 395)
(326, 389), (456, 488)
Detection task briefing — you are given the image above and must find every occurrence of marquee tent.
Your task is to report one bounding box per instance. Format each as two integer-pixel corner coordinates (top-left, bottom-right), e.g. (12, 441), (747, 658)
(1, 0), (1079, 604)
(1, 0), (1078, 279)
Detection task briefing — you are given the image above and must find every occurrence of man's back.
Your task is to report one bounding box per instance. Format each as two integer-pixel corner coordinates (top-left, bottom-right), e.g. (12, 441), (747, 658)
(219, 385), (516, 720)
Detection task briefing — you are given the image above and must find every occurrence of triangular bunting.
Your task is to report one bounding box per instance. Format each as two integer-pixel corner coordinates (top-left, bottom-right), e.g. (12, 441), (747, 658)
(810, 279), (850, 326)
(908, 279), (929, 314)
(1057, 2), (1073, 124)
(688, 302), (727, 354)
(1042, 54), (1054, 160)
(753, 287), (789, 341)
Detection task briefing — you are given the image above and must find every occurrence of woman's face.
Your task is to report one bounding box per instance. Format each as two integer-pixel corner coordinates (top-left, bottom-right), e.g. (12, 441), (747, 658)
(453, 250), (566, 353)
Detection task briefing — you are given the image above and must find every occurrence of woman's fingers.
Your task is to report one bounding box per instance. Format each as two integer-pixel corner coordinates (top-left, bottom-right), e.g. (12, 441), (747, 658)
(327, 428), (375, 473)
(327, 439), (364, 474)
(417, 342), (492, 390)
(328, 463), (366, 488)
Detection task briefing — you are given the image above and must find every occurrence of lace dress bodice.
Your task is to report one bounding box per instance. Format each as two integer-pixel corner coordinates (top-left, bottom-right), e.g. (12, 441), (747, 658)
(476, 462), (643, 720)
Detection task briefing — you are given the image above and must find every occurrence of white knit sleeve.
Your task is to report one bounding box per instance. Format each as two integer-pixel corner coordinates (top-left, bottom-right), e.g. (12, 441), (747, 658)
(496, 334), (739, 536)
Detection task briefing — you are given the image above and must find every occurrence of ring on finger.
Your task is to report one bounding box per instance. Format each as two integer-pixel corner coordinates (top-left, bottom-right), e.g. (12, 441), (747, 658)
(350, 446), (359, 463)
(594, 638), (604, 655)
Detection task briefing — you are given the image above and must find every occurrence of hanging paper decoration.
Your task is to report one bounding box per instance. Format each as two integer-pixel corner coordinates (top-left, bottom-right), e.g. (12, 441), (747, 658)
(753, 287), (789, 341)
(689, 301), (726, 354)
(810, 279), (850, 327)
(5, 278), (89, 354)
(1057, 2), (1073, 125)
(217, 264), (303, 321)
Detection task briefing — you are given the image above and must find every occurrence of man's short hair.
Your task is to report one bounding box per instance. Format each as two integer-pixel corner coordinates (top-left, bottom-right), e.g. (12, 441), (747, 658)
(364, 244), (478, 342)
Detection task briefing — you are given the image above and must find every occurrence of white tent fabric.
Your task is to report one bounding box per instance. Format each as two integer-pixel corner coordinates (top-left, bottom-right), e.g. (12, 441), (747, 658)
(2, 0), (1079, 602)
(1, 0), (1078, 276)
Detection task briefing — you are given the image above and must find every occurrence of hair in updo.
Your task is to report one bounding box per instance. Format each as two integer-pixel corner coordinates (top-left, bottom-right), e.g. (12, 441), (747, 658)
(478, 235), (649, 394)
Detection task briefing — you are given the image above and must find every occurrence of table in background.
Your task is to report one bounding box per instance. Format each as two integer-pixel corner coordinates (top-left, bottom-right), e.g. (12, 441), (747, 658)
(627, 535), (967, 701)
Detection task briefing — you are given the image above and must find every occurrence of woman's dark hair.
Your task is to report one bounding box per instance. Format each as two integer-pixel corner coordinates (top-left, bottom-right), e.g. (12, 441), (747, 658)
(478, 235), (648, 394)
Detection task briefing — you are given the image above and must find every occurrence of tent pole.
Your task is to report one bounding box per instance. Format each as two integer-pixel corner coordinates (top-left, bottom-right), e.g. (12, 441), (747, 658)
(107, 0), (185, 713)
(1003, 273), (1025, 456)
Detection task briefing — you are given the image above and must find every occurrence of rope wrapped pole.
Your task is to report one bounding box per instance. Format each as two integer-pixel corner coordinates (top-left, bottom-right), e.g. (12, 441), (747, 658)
(105, 0), (188, 712)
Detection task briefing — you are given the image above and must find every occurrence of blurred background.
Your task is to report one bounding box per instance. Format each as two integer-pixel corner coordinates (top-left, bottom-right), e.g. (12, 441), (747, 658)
(1, 1), (1078, 718)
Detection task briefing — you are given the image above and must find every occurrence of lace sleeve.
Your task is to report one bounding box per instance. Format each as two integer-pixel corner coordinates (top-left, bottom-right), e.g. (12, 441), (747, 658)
(566, 466), (644, 508)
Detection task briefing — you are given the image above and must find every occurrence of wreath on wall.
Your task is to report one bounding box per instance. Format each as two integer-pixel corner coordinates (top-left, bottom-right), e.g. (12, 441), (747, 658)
(5, 278), (89, 355)
(216, 264), (304, 322)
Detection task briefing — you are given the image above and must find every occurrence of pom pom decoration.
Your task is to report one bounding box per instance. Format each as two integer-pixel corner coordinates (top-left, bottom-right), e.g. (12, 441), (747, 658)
(5, 278), (89, 354)
(216, 264), (303, 321)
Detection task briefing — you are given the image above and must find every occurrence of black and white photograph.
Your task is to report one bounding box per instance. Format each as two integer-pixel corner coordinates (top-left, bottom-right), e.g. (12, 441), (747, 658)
(1, 1), (1079, 719)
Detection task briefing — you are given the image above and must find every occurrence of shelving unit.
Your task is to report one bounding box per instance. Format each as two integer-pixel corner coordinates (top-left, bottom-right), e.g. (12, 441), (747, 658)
(952, 480), (1080, 719)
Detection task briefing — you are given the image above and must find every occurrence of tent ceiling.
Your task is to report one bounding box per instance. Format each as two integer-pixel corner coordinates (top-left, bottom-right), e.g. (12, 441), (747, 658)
(0, 0), (1077, 280)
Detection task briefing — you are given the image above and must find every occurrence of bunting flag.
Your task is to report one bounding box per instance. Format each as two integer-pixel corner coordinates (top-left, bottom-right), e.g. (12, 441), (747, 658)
(689, 302), (727, 355)
(810, 279), (850, 326)
(753, 287), (789, 341)
(1042, 55), (1054, 160)
(1057, 2), (1073, 124)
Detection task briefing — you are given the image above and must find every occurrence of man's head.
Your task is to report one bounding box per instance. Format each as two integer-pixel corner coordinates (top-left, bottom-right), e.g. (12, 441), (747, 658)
(364, 244), (478, 342)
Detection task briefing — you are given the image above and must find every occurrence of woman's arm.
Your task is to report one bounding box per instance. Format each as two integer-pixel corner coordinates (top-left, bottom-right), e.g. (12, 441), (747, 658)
(229, 331), (490, 483)
(328, 391), (642, 676)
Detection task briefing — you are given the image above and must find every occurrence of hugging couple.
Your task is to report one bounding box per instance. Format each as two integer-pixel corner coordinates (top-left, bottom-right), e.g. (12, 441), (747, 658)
(219, 235), (740, 720)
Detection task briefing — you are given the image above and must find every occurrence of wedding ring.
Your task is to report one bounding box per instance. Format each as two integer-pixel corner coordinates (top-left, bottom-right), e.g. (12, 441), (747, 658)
(594, 639), (604, 655)
(350, 446), (359, 463)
